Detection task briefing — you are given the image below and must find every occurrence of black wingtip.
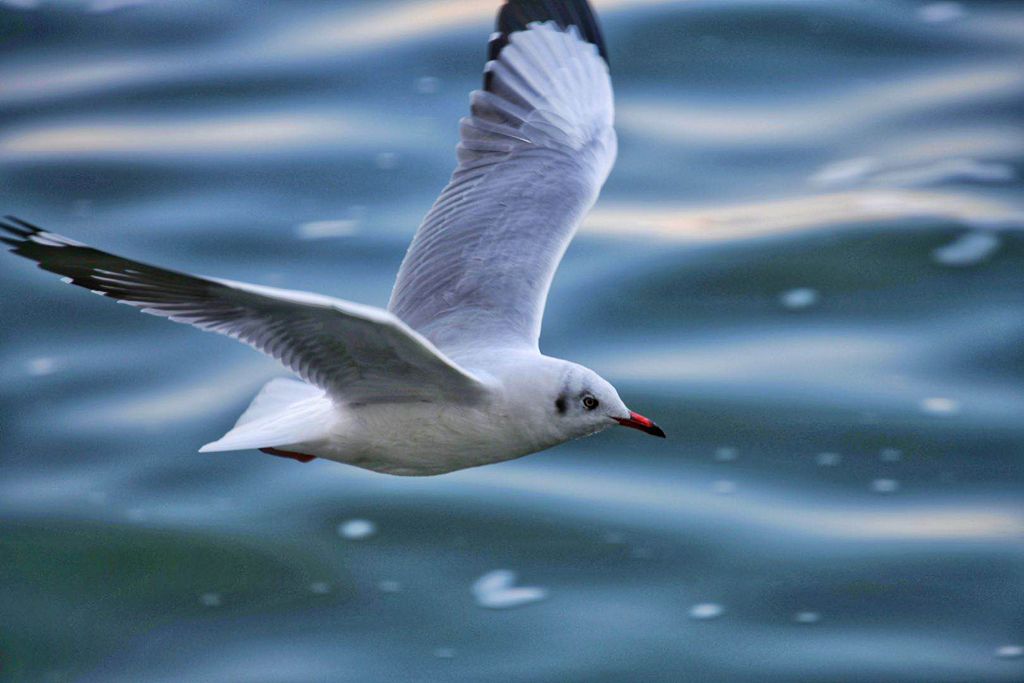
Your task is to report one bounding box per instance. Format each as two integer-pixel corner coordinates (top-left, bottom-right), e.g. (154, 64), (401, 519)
(485, 0), (609, 91)
(5, 215), (43, 230)
(1, 215), (36, 239)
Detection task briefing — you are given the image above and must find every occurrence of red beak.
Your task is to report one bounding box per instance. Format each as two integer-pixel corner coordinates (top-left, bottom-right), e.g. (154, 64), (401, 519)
(614, 411), (666, 438)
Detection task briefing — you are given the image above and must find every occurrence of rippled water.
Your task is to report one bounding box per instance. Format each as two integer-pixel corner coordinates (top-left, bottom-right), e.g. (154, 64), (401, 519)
(1, 1), (1022, 681)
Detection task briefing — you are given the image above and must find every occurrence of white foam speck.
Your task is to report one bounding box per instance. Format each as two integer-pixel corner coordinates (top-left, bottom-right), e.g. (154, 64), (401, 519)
(296, 219), (359, 240)
(309, 582), (331, 595)
(779, 288), (819, 310)
(920, 397), (960, 416)
(472, 570), (547, 609)
(871, 478), (900, 494)
(995, 645), (1023, 659)
(714, 446), (738, 462)
(26, 357), (57, 376)
(816, 452), (842, 467)
(199, 592), (222, 607)
(794, 611), (821, 624)
(688, 603), (724, 620)
(337, 518), (376, 540)
(918, 2), (966, 24)
(416, 76), (440, 94)
(932, 231), (1001, 267)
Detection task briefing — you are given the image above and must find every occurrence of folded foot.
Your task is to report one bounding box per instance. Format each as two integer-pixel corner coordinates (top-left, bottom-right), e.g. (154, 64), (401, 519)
(260, 447), (316, 463)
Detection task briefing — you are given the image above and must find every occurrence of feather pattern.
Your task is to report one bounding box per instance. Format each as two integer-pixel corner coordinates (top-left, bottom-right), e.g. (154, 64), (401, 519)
(389, 2), (616, 353)
(1, 216), (485, 405)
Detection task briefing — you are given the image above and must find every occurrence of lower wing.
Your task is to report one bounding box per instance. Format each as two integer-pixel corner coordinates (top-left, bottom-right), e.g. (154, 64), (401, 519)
(2, 216), (486, 405)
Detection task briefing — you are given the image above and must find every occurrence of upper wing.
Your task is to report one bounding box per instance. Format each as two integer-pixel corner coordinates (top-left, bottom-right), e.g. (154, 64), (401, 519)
(1, 217), (486, 405)
(388, 0), (616, 353)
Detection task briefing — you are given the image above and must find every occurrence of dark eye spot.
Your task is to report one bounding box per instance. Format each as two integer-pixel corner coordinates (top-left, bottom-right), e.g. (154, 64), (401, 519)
(582, 395), (599, 411)
(555, 396), (567, 415)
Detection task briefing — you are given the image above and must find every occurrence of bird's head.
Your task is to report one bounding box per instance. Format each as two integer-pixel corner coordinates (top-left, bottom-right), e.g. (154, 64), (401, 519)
(546, 361), (666, 441)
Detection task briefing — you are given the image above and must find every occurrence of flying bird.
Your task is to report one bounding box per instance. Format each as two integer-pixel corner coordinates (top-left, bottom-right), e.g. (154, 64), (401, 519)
(2, 0), (664, 476)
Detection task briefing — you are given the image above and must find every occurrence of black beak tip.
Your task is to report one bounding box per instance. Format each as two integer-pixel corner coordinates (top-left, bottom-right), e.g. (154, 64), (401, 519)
(615, 413), (667, 439)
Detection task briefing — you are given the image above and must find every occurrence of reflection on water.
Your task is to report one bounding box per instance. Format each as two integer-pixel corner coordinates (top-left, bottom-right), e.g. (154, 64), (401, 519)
(585, 189), (1024, 240)
(0, 0), (1022, 681)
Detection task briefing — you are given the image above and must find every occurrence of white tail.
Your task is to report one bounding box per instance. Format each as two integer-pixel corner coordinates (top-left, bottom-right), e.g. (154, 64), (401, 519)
(199, 378), (331, 453)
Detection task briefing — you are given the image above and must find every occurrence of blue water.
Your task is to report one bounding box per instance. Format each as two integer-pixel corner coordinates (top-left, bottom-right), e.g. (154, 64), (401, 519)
(1, 1), (1023, 681)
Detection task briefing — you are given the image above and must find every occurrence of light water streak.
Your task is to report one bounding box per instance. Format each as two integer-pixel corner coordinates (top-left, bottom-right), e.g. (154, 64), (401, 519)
(0, 109), (427, 159)
(584, 189), (1024, 242)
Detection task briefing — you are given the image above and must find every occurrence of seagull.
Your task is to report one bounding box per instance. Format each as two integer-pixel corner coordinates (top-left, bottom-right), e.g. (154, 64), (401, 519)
(2, 0), (664, 476)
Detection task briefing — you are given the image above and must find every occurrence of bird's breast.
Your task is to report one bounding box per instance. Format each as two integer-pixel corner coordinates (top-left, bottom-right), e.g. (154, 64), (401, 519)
(321, 399), (562, 476)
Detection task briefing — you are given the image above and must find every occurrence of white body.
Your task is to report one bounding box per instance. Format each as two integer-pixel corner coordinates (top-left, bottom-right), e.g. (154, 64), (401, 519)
(201, 351), (621, 476)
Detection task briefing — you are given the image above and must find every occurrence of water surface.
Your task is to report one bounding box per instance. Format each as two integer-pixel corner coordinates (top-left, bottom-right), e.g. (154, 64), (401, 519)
(1, 1), (1022, 681)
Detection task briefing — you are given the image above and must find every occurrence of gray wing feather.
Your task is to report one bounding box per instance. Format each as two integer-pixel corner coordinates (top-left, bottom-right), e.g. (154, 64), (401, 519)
(388, 20), (616, 352)
(1, 217), (485, 404)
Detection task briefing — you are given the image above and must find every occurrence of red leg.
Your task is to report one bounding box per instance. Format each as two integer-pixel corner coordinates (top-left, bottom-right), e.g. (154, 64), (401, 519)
(260, 447), (316, 463)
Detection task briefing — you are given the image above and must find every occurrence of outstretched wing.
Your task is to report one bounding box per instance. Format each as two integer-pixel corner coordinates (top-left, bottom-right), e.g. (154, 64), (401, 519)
(1, 217), (486, 405)
(388, 0), (616, 353)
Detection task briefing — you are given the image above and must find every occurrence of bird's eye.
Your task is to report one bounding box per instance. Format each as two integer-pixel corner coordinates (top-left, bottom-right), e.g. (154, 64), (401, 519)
(582, 395), (599, 410)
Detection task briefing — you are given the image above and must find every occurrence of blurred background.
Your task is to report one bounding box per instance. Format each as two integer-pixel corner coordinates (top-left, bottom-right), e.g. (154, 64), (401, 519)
(1, 0), (1022, 681)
